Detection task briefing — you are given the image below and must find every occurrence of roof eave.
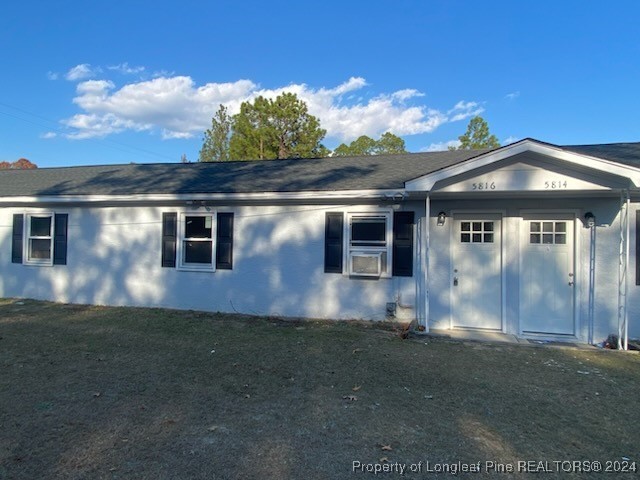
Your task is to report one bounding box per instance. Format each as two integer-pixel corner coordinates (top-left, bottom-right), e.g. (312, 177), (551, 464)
(0, 188), (412, 206)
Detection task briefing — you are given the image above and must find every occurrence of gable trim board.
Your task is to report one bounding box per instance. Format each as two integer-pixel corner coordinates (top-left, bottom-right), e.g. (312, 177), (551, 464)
(406, 139), (640, 192)
(2, 138), (640, 348)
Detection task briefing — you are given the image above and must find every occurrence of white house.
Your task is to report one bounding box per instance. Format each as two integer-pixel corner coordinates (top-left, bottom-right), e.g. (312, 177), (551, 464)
(1, 139), (639, 348)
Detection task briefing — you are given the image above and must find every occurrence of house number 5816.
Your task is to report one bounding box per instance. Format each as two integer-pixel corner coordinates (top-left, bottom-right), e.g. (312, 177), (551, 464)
(472, 182), (496, 190)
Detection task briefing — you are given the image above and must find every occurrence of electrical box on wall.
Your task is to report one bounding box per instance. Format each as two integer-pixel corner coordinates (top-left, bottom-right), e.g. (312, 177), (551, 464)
(386, 302), (397, 317)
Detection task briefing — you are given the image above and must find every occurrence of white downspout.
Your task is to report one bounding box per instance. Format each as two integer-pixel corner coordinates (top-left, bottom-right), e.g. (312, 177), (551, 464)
(587, 220), (596, 345)
(423, 195), (431, 331)
(617, 190), (630, 350)
(624, 191), (630, 351)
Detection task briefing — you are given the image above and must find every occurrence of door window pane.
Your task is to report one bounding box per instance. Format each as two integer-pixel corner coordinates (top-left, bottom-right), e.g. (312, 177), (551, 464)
(461, 221), (494, 243)
(530, 221), (569, 245)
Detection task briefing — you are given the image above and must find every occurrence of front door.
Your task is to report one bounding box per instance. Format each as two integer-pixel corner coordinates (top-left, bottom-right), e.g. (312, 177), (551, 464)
(520, 216), (575, 335)
(451, 215), (502, 330)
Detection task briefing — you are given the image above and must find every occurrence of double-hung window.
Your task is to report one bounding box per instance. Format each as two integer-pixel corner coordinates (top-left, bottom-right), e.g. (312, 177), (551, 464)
(347, 212), (392, 277)
(26, 213), (54, 265)
(178, 213), (215, 271)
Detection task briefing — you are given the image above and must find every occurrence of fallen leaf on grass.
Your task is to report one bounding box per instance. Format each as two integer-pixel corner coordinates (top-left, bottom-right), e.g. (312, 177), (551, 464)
(352, 385), (362, 392)
(352, 348), (364, 354)
(245, 394), (251, 399)
(93, 392), (101, 398)
(343, 395), (358, 401)
(380, 444), (393, 451)
(379, 457), (389, 463)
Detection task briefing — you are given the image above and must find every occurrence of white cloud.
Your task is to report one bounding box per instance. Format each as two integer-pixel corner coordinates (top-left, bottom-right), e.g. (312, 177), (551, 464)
(62, 75), (484, 142)
(502, 135), (520, 145)
(152, 69), (176, 78)
(46, 71), (58, 80)
(505, 91), (520, 100)
(65, 63), (100, 81)
(422, 139), (461, 152)
(107, 63), (145, 75)
(40, 131), (57, 139)
(327, 76), (368, 95)
(392, 89), (425, 102)
(64, 113), (152, 139)
(447, 101), (484, 122)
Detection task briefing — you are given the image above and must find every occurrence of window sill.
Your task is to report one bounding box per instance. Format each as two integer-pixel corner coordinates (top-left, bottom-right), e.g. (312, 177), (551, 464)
(23, 261), (54, 267)
(177, 264), (215, 273)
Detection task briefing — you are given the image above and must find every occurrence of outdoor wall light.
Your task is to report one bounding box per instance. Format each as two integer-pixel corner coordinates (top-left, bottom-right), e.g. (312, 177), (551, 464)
(437, 211), (447, 226)
(584, 212), (596, 228)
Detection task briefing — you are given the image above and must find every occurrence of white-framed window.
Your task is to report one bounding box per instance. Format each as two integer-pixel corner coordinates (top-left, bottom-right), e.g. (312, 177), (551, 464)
(347, 211), (392, 277)
(177, 212), (216, 271)
(25, 213), (54, 266)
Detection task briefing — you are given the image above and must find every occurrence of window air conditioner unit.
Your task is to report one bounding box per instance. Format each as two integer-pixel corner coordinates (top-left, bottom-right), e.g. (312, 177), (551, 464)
(349, 252), (382, 277)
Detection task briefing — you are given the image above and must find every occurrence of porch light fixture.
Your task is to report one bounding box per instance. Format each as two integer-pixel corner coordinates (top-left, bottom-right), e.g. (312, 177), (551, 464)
(584, 212), (596, 228)
(437, 211), (447, 226)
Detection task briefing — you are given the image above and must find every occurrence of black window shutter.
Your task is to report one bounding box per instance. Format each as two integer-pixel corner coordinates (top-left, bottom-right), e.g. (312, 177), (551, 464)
(162, 212), (177, 268)
(216, 212), (234, 270)
(11, 214), (24, 264)
(53, 213), (68, 265)
(392, 211), (414, 277)
(324, 212), (344, 273)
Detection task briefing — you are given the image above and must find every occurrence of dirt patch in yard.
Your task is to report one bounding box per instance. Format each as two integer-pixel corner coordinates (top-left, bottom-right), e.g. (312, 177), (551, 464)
(0, 299), (638, 479)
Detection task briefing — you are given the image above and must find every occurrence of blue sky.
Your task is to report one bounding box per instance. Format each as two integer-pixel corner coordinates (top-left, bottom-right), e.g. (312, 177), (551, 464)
(1, 0), (639, 167)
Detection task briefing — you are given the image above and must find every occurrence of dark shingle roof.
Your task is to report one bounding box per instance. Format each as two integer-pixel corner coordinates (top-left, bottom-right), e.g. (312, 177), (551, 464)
(0, 141), (638, 197)
(562, 142), (640, 168)
(0, 150), (488, 197)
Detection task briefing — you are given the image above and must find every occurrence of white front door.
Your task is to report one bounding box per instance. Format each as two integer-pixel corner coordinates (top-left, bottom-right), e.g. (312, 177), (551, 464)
(451, 215), (502, 330)
(520, 216), (575, 335)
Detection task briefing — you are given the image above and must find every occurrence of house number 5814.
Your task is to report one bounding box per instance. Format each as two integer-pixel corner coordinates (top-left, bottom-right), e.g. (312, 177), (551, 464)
(544, 180), (568, 189)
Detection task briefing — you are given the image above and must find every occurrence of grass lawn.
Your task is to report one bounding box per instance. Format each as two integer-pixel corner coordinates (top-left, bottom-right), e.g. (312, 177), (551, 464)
(0, 299), (638, 479)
